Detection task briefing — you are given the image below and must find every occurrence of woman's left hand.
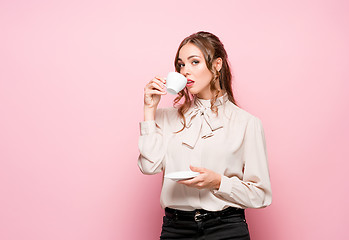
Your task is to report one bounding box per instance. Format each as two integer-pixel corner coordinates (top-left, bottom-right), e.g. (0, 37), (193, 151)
(177, 165), (221, 190)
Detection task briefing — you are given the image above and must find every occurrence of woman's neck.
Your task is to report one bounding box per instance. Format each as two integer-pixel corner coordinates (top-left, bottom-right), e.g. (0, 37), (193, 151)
(196, 90), (225, 100)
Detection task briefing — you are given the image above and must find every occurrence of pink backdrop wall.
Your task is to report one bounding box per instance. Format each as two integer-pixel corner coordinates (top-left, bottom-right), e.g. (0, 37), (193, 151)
(1, 0), (348, 239)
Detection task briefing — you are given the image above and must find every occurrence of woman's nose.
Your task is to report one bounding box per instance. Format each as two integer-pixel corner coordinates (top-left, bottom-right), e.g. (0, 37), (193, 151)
(183, 67), (190, 76)
(180, 69), (189, 77)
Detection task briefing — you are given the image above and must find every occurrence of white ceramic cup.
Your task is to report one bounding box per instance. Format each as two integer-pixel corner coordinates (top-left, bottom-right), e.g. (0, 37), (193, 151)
(165, 72), (187, 95)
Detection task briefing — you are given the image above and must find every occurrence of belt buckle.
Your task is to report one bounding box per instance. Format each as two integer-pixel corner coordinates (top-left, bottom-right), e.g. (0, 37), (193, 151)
(194, 211), (201, 222)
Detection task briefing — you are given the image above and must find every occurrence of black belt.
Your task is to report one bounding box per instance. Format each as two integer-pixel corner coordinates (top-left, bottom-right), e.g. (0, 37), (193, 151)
(165, 207), (245, 222)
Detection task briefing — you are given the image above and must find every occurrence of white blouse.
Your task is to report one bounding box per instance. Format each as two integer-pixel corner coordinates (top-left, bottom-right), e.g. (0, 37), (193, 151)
(137, 93), (272, 211)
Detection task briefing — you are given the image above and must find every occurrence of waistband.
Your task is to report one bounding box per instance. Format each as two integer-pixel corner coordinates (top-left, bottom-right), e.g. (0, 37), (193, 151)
(165, 207), (245, 222)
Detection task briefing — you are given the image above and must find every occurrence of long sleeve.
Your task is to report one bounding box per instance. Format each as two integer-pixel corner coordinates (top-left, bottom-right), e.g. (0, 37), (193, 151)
(137, 108), (167, 175)
(212, 116), (272, 209)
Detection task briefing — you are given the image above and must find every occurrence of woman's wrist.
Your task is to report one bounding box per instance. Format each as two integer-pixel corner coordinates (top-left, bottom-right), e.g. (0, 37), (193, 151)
(144, 106), (157, 121)
(214, 174), (222, 190)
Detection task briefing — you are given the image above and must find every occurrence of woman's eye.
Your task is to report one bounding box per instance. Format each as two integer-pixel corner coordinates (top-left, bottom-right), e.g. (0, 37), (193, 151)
(178, 61), (198, 68)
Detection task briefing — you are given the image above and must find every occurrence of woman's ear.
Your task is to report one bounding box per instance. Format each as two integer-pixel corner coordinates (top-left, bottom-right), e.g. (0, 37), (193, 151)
(214, 58), (223, 72)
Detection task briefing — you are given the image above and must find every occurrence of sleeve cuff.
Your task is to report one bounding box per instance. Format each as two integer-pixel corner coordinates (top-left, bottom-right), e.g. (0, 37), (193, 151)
(213, 175), (240, 195)
(140, 120), (157, 135)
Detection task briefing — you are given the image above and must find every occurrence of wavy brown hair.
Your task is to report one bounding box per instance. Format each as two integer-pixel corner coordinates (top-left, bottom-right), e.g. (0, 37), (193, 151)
(173, 31), (239, 132)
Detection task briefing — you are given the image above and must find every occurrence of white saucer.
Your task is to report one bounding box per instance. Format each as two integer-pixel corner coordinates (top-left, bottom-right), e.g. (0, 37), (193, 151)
(164, 171), (200, 181)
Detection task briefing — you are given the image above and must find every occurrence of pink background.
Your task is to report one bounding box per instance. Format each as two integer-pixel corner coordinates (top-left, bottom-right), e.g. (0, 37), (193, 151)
(1, 0), (348, 239)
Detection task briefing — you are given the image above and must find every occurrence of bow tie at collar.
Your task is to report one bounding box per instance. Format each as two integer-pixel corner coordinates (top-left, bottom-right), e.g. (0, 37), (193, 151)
(182, 94), (228, 148)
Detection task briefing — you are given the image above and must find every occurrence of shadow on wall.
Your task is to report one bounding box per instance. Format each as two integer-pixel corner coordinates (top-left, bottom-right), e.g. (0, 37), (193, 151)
(246, 206), (280, 239)
(136, 172), (164, 239)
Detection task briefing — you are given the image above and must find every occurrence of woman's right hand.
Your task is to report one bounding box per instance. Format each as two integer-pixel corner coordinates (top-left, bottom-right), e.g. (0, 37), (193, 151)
(144, 76), (167, 109)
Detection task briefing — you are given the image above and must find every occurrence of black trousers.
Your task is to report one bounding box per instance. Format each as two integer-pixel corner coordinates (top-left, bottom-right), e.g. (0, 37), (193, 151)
(160, 208), (250, 240)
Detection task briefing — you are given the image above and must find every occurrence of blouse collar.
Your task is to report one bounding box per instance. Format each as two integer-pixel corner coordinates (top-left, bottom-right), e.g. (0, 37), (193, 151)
(193, 92), (229, 108)
(181, 92), (229, 148)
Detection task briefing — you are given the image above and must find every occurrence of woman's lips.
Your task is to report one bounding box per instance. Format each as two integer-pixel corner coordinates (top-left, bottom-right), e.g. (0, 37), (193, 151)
(186, 79), (195, 87)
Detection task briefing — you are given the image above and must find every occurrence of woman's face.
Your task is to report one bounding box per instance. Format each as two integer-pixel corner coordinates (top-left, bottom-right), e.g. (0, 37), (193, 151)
(177, 43), (221, 100)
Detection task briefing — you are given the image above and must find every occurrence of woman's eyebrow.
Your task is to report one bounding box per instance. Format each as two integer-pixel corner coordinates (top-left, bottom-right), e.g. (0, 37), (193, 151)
(178, 55), (201, 61)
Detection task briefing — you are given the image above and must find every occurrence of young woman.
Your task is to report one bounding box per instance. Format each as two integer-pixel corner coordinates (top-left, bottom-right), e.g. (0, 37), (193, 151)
(138, 31), (272, 239)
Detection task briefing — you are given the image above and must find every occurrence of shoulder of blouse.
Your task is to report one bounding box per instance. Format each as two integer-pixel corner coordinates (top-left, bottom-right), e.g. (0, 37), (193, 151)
(225, 101), (261, 124)
(155, 106), (178, 119)
(154, 106), (179, 128)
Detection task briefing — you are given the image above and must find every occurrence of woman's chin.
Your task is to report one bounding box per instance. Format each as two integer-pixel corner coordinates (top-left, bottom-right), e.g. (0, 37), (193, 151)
(187, 88), (198, 95)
